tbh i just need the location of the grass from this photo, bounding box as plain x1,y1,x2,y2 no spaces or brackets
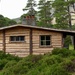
69,44,74,50
0,71,3,75
72,73,75,75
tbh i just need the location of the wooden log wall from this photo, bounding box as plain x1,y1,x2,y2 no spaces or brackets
0,26,63,57
5,27,30,57
32,29,63,55
0,31,4,51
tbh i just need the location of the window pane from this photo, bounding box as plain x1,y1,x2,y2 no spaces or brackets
10,36,25,42
16,36,19,41
41,36,45,40
10,36,15,41
20,36,24,41
40,35,51,46
41,41,46,45
41,41,43,45
46,41,50,45
46,36,50,40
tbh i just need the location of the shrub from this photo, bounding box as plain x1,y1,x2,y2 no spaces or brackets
61,59,75,72
38,55,63,69
1,49,75,75
0,59,9,70
3,55,42,75
0,51,21,61
23,55,43,63
3,60,17,69
26,68,39,75
0,51,6,59
52,48,71,57
2,68,15,75
49,64,71,75
5,53,21,61
70,50,75,56
30,55,43,63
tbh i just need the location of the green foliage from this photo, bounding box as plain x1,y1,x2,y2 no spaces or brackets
39,55,63,66
0,59,9,70
0,15,17,27
0,51,20,61
3,60,17,69
8,20,17,25
38,0,53,27
52,0,69,29
20,14,28,20
0,15,9,27
49,64,71,75
1,48,75,75
64,36,71,47
72,24,75,30
23,0,36,15
52,48,72,57
0,51,20,70
37,21,53,28
5,53,21,61
60,59,75,72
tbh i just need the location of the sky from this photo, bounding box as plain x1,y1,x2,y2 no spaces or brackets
0,0,38,19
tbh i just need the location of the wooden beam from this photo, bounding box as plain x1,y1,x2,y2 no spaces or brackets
73,36,75,50
3,30,6,53
30,28,33,55
62,34,67,48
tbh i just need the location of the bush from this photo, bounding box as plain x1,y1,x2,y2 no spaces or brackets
0,59,9,70
24,68,40,75
23,55,43,63
40,55,63,65
52,48,71,57
70,50,75,56
3,60,17,69
0,51,21,70
61,58,75,72
2,55,42,75
49,64,71,75
0,51,6,59
1,49,75,75
5,53,21,61
0,51,21,61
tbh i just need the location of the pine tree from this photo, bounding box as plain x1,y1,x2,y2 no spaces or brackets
53,0,69,29
53,0,75,29
38,0,53,27
23,0,37,15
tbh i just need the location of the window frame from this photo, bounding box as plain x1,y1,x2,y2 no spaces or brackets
39,35,51,47
10,36,25,42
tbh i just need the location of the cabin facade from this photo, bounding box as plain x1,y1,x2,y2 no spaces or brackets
0,24,75,57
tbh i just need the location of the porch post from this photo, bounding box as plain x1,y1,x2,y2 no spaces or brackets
62,34,66,48
3,30,6,53
30,28,33,55
73,36,75,50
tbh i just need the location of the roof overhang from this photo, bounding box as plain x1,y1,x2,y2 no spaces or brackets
0,24,75,35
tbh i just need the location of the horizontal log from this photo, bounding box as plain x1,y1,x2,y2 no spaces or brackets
6,50,29,53
33,53,44,55
6,48,29,50
33,48,53,51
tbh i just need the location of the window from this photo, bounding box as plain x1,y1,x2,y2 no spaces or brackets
10,36,25,42
40,35,51,47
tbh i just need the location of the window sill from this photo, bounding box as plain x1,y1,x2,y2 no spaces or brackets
39,45,52,48
9,41,26,43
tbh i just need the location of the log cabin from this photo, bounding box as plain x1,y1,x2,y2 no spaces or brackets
0,24,75,57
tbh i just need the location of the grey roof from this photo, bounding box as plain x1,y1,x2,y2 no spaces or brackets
0,24,75,35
